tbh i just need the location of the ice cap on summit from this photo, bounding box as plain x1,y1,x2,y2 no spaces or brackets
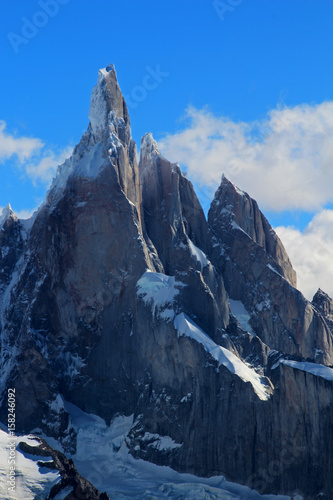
88,63,129,136
0,203,14,230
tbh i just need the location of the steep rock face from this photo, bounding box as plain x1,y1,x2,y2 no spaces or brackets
215,176,296,286
257,360,333,498
139,133,229,340
0,66,161,432
312,288,333,334
0,204,24,296
50,65,144,229
128,317,266,479
139,133,210,268
0,65,333,500
208,176,333,366
128,287,333,499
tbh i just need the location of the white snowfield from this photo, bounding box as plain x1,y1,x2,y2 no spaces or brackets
229,299,255,336
0,428,59,500
136,272,269,400
0,400,294,499
50,141,105,197
277,359,333,380
187,237,210,270
174,313,270,401
141,432,182,451
62,401,293,499
88,66,111,133
136,270,185,320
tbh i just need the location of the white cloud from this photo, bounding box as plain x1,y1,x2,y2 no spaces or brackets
158,102,333,212
0,121,44,162
276,211,333,300
25,146,73,184
158,103,333,299
0,120,72,184
14,207,38,220
0,121,73,222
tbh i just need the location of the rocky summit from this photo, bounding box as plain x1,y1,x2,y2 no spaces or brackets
0,65,332,500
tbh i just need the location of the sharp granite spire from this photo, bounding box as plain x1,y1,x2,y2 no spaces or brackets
47,64,136,206
1,65,333,499
0,203,14,230
88,63,131,144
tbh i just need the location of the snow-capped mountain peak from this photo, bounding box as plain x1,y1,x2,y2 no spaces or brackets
139,132,161,175
88,63,131,142
1,64,333,500
47,64,135,204
141,132,160,156
0,204,15,230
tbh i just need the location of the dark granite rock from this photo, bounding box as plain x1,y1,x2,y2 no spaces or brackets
0,65,332,500
18,438,111,499
312,288,333,334
208,175,333,366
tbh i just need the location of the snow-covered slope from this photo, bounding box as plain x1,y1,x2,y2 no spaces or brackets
229,299,254,335
136,270,185,320
66,404,291,500
0,428,60,500
0,405,293,500
174,313,270,400
274,359,333,380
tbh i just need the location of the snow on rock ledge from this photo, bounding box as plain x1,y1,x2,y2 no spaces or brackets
140,132,160,158
187,237,209,270
136,270,185,321
274,359,333,380
229,299,254,336
142,432,183,451
174,313,271,400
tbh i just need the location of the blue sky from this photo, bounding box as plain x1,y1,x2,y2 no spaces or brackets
1,0,333,298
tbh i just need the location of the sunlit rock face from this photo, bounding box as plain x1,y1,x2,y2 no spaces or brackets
0,65,332,499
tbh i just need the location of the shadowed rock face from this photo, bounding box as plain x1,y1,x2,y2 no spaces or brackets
0,205,24,296
0,65,161,433
208,176,333,366
0,65,333,499
139,133,229,340
213,176,297,287
312,288,333,333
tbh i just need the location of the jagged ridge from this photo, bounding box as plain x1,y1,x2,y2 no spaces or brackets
0,65,332,499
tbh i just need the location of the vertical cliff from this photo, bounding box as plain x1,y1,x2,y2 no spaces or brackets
0,65,332,499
